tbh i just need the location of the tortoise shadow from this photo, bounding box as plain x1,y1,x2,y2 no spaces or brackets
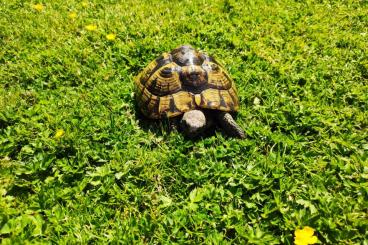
134,100,228,141
133,99,174,137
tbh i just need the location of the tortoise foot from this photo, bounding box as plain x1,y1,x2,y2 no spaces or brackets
216,112,245,139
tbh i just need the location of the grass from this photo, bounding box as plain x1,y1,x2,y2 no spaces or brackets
0,0,367,243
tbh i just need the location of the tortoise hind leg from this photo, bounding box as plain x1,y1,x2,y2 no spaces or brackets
216,112,245,139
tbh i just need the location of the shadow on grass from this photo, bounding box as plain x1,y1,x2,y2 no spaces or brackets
133,100,228,141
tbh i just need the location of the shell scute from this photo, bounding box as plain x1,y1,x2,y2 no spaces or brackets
144,63,181,96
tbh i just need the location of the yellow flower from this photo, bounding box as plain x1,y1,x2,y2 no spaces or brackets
81,1,88,7
68,12,77,19
253,97,261,106
106,33,116,41
85,24,97,31
32,3,44,11
54,129,65,139
294,226,318,245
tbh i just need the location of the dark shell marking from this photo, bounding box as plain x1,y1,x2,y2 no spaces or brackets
135,45,239,119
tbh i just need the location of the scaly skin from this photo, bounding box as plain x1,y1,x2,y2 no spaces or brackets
180,110,207,138
180,110,245,139
216,112,245,139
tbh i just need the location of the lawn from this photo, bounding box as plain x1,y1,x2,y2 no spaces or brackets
0,0,367,244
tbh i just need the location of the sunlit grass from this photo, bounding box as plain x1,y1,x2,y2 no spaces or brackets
0,0,367,243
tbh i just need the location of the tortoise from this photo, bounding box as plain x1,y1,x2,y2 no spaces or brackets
135,45,245,138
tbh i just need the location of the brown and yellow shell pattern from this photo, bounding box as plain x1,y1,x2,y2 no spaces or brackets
135,45,240,119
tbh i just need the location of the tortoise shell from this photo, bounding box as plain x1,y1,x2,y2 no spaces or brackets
135,45,239,119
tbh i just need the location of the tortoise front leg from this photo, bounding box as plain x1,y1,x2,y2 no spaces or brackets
216,112,245,139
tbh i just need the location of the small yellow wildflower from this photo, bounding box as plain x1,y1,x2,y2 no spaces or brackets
32,3,44,11
68,12,77,19
81,1,89,7
106,33,116,41
253,97,261,106
54,129,65,139
85,24,97,31
294,226,318,245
